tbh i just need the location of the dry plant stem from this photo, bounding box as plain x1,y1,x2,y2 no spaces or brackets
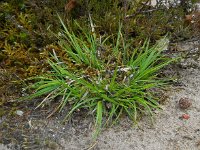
123,0,129,47
89,12,95,33
125,8,163,19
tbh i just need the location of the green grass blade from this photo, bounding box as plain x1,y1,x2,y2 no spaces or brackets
93,101,103,139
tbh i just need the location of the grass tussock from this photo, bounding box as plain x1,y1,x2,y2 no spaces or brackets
20,15,175,138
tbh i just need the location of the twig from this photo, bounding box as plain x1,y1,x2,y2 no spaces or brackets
88,13,95,33
125,8,162,19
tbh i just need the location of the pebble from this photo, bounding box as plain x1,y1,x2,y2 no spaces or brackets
179,97,192,109
181,114,190,120
15,110,24,116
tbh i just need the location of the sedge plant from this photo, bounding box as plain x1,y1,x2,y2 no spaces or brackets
20,15,174,139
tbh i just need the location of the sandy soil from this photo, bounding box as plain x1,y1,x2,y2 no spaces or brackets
0,39,200,150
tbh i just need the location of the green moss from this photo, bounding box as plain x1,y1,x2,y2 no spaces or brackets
0,108,6,117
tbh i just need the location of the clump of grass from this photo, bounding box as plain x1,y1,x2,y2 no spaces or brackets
20,15,174,138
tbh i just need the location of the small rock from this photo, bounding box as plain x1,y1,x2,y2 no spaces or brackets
183,135,193,140
15,110,24,116
181,114,190,120
179,97,192,109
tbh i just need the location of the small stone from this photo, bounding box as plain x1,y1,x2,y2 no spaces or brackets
15,110,24,116
182,114,190,120
179,97,192,109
